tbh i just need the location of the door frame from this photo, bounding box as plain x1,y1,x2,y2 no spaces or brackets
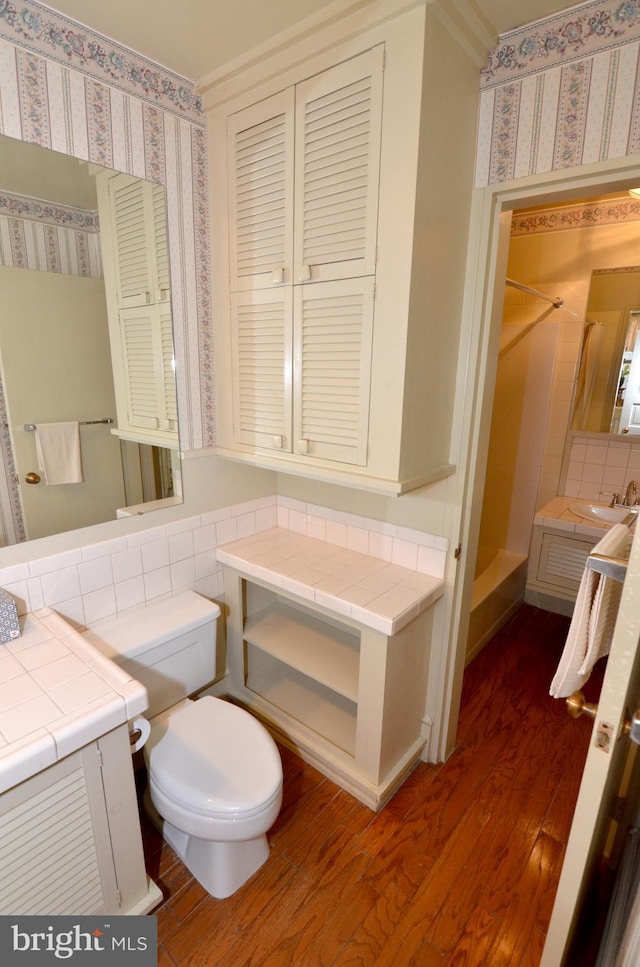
431,153,640,763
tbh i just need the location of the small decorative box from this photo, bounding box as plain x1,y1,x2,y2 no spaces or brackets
0,589,21,643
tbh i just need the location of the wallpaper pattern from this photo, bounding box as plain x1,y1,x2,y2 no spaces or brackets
477,0,640,185
0,0,213,452
0,191,102,277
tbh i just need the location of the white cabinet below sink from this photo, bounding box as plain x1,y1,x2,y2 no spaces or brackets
0,724,160,916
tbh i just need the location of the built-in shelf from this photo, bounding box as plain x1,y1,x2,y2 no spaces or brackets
246,646,357,755
244,603,359,702
221,558,438,810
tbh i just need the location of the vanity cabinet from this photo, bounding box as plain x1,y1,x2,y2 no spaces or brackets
526,525,598,615
96,172,179,449
0,724,158,916
204,1,476,494
222,566,433,811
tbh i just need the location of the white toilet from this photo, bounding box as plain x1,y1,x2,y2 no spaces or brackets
81,590,283,899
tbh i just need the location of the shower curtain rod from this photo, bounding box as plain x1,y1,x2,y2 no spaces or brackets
506,277,564,308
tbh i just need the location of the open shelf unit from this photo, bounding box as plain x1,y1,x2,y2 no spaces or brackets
221,565,435,810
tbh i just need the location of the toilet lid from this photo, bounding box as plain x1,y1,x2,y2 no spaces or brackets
145,696,282,819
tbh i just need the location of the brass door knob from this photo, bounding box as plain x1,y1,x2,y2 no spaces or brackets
25,472,41,484
566,691,598,721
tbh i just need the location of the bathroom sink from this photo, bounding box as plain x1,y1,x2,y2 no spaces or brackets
570,500,636,524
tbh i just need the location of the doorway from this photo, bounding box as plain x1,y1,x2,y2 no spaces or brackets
433,155,640,766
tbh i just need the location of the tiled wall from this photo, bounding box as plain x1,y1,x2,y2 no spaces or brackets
0,497,448,630
563,436,640,501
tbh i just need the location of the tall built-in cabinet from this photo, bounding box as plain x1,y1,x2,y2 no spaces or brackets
226,50,381,468
96,172,179,450
203,0,480,494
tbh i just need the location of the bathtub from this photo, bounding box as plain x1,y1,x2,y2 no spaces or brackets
466,548,528,665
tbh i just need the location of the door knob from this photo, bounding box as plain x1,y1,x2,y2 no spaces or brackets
25,472,41,484
566,691,597,721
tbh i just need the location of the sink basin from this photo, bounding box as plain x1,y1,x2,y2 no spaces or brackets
570,500,635,524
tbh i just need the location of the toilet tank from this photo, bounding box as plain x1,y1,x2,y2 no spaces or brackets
81,591,221,718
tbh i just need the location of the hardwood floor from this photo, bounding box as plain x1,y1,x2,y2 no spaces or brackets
141,604,600,966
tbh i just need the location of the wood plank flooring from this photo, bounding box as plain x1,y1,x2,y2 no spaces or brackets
140,604,601,966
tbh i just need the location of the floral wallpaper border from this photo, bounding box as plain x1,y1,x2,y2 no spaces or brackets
511,194,640,234
0,0,203,122
482,0,640,88
0,189,98,229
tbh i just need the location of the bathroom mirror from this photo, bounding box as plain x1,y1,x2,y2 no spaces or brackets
570,266,640,435
0,134,183,546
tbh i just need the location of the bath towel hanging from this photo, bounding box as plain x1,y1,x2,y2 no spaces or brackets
34,422,83,485
549,523,631,699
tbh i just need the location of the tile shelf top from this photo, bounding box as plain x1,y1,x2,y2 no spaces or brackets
0,608,147,794
216,527,446,636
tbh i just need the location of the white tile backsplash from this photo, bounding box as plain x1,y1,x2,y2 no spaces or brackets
565,436,640,501
0,494,449,633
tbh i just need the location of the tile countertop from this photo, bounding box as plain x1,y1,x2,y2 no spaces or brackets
216,527,446,636
0,608,147,794
534,496,619,537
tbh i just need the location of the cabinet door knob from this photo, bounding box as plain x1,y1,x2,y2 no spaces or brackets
297,264,311,283
25,472,41,484
298,439,310,454
271,268,285,284
272,435,284,449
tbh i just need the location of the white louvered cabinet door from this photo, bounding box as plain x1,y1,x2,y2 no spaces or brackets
227,90,295,292
293,46,383,285
0,744,119,915
230,288,293,451
293,278,374,465
107,174,169,309
115,305,179,446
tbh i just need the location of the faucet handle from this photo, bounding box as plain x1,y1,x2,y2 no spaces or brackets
600,491,620,507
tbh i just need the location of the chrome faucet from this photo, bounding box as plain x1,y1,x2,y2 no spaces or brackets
622,480,639,506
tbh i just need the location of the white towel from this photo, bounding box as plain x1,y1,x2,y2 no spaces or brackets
549,523,630,699
34,422,83,485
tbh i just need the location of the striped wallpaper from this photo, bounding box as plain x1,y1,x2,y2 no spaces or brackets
0,191,102,278
0,0,213,451
476,0,640,186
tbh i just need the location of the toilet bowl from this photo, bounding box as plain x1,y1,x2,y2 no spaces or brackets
81,591,283,899
143,695,283,898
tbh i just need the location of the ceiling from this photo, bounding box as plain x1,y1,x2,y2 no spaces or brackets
44,0,578,82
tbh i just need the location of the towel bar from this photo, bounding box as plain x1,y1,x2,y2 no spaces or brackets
586,553,628,583
23,418,114,431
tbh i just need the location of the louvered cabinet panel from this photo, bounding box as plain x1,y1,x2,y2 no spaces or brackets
107,174,158,309
537,532,595,592
160,303,178,431
294,47,383,284
152,183,171,302
293,278,373,465
231,288,293,451
0,746,118,915
227,90,295,291
119,306,162,430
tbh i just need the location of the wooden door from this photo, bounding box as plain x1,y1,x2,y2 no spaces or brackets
619,330,640,435
541,527,640,964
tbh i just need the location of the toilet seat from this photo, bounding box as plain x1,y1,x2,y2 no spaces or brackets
144,696,282,820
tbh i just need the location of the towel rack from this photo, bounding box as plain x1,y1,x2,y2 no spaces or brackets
587,553,628,583
23,418,114,432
